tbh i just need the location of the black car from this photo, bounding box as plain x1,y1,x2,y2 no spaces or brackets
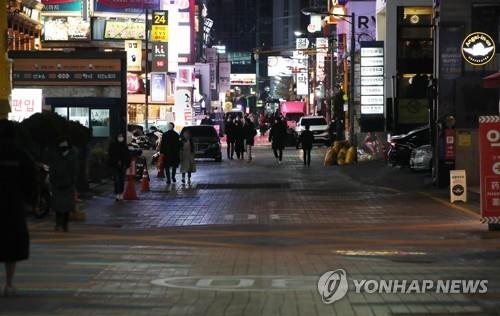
388,127,430,166
181,125,222,162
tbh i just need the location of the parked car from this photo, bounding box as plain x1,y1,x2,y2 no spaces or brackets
181,125,222,162
410,145,433,171
388,126,430,166
294,116,330,147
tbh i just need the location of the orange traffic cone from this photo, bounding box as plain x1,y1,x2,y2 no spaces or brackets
123,159,138,200
157,154,165,178
140,166,150,192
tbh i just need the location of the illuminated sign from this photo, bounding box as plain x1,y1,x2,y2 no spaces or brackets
125,40,142,72
94,0,160,14
152,10,169,42
151,72,167,102
360,42,384,115
104,21,145,40
230,74,256,86
8,89,43,122
461,32,496,66
42,17,90,41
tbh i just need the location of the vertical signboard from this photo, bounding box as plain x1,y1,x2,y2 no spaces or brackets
450,170,467,203
295,38,309,96
360,41,384,115
207,47,217,90
151,10,169,42
152,42,168,72
479,116,500,224
151,72,167,102
125,40,142,72
219,62,231,93
315,37,328,82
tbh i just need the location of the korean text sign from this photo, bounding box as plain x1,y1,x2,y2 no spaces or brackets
479,116,500,219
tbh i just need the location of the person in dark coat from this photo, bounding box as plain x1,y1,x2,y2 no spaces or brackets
108,133,131,201
50,138,78,232
243,117,257,161
0,120,37,296
268,118,287,163
200,115,214,125
225,117,235,159
298,124,314,166
234,118,245,160
159,122,181,184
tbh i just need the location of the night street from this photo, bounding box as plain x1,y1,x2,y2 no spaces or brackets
1,146,499,316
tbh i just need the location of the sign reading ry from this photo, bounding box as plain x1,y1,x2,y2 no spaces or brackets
479,116,500,223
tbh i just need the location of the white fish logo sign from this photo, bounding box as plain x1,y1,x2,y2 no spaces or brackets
317,269,349,304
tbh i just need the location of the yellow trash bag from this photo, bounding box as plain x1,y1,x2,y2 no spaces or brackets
337,147,347,165
345,146,357,164
324,146,338,166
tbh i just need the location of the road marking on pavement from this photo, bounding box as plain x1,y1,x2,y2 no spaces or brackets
270,214,280,220
151,275,318,292
247,214,257,220
418,192,481,219
224,215,234,220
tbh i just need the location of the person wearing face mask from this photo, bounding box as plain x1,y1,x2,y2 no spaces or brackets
108,133,131,201
159,122,181,184
49,138,78,232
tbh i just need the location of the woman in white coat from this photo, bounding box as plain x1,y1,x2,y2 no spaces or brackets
180,130,196,184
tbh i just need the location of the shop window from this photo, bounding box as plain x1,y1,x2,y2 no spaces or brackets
69,107,89,127
54,107,68,118
91,109,110,138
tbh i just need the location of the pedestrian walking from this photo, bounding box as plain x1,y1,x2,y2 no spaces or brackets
180,130,196,184
0,120,37,297
50,138,78,232
299,124,314,166
269,118,287,163
244,117,257,161
225,117,235,159
234,118,245,160
108,133,131,201
160,122,181,184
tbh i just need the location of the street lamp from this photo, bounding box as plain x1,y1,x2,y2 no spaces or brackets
301,7,356,144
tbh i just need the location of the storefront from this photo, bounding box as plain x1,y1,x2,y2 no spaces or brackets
433,0,500,186
9,51,127,140
376,0,433,133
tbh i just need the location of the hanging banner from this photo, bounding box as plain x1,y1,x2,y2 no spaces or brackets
151,72,167,102
219,62,231,92
479,116,500,224
125,40,142,72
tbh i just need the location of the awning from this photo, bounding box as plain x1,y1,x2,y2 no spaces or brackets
483,72,500,89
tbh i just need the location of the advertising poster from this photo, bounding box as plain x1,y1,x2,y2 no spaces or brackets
177,66,194,87
94,0,160,14
42,0,82,12
479,116,500,222
42,17,90,41
8,89,43,122
125,40,142,72
151,72,167,102
104,21,145,40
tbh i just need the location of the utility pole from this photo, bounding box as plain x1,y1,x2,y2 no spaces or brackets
0,0,11,119
349,12,355,145
255,0,260,96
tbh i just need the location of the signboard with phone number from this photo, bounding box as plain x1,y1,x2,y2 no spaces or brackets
479,116,500,224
